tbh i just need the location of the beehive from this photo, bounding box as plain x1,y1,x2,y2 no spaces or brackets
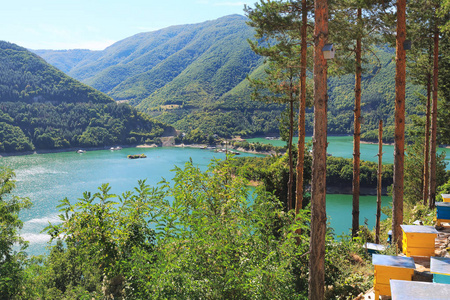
364,242,386,256
390,279,450,299
372,254,415,299
431,257,450,285
401,225,438,257
441,194,450,203
436,202,450,226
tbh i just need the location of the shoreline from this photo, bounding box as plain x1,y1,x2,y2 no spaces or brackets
360,140,394,146
1,137,448,158
361,140,450,149
173,143,276,156
0,142,275,158
0,145,139,158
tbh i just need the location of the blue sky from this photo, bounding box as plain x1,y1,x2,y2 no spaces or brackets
1,0,254,50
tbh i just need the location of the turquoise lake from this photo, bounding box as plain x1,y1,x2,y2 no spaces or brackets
1,136,447,256
247,135,450,167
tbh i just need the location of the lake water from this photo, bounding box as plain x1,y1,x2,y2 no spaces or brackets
2,135,446,256
247,136,450,168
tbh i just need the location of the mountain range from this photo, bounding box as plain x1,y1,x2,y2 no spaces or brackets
22,15,425,142
0,41,174,153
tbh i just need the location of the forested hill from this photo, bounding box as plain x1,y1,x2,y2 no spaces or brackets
0,41,174,153
33,15,262,105
34,15,424,139
0,41,112,104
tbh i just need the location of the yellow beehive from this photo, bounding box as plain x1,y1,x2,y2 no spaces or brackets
441,194,450,203
372,254,415,299
401,225,438,257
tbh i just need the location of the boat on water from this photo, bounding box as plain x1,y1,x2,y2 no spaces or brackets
76,150,86,154
110,146,122,151
127,154,147,159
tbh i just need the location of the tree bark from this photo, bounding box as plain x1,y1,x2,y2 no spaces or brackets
295,0,308,216
309,0,328,298
429,21,439,209
392,0,406,251
288,97,294,211
352,7,362,238
423,73,431,206
376,120,383,244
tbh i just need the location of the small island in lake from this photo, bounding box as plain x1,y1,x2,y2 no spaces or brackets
127,154,147,159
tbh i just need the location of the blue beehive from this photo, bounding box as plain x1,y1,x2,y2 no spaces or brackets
431,257,450,284
364,242,386,256
390,280,450,299
436,202,450,226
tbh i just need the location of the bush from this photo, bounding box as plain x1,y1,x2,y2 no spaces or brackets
0,168,32,299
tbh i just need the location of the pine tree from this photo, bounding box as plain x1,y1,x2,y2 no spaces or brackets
245,0,314,211
392,0,407,250
329,0,394,237
309,0,328,298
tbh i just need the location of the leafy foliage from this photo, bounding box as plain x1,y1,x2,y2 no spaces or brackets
231,152,394,208
0,122,34,152
229,147,313,210
11,158,376,299
437,33,450,145
403,138,448,204
327,156,393,189
0,101,173,151
0,168,32,299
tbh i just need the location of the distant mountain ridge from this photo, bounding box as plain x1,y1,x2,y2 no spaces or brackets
34,15,424,139
0,41,174,153
34,15,284,137
34,15,259,104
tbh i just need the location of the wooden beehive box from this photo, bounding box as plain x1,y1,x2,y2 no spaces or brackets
401,225,438,257
431,257,450,285
372,254,415,299
436,202,450,226
441,194,450,203
390,279,450,299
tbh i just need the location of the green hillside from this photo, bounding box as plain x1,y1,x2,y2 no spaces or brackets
327,45,424,138
35,15,424,139
0,41,174,153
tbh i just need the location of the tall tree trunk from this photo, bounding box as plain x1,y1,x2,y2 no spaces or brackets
392,0,406,251
376,120,383,244
309,0,328,298
352,7,362,238
429,21,439,209
295,0,308,215
423,73,431,206
288,98,294,211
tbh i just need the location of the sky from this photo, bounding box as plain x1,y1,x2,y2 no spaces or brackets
1,0,255,50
